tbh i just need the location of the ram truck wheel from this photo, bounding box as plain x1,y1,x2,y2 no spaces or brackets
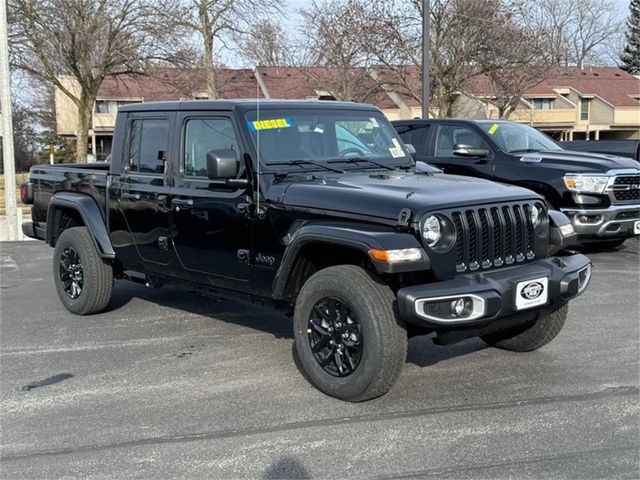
293,265,407,402
53,226,113,315
481,303,568,352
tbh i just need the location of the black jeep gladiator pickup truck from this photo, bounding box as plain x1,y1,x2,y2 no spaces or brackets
22,100,591,401
393,119,640,248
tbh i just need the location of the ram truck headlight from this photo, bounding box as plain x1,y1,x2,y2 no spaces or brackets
563,174,610,194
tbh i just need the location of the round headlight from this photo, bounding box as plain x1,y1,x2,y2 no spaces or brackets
531,204,541,227
422,215,441,247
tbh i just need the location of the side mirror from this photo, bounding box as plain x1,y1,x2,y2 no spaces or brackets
206,149,239,179
405,143,417,160
453,143,489,158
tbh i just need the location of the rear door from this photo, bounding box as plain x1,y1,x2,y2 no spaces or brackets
110,113,174,267
169,113,252,289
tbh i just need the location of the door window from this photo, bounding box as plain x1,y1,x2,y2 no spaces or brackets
127,118,169,174
395,124,430,154
433,125,484,157
183,118,239,177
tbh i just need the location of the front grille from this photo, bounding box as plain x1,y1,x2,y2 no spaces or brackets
451,203,539,273
612,176,640,202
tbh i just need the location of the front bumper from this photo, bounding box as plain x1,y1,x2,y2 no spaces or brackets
397,253,591,329
561,204,640,238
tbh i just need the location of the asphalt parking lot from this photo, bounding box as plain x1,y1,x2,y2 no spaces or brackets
1,239,639,479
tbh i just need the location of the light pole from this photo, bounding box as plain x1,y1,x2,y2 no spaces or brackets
0,0,19,240
421,0,430,119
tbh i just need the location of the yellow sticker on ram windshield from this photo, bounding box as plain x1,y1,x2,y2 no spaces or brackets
488,123,499,134
248,118,294,131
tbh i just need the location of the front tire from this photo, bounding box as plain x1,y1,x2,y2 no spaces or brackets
53,226,113,315
293,265,407,402
481,303,568,352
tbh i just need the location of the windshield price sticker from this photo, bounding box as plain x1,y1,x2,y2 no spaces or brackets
248,118,294,131
389,138,406,158
369,117,379,128
488,123,499,135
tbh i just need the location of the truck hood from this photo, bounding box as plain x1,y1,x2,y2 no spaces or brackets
277,171,540,220
516,149,639,173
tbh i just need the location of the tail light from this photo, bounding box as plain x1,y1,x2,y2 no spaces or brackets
20,182,34,204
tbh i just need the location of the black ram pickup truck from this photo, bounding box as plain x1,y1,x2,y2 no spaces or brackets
393,119,640,248
22,100,591,401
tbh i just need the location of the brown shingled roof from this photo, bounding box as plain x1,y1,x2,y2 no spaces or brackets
462,67,640,107
97,68,264,101
256,66,397,108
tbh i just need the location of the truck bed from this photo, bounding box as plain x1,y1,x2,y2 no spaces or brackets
29,163,110,226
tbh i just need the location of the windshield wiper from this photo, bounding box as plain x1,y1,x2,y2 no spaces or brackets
327,157,396,171
265,159,344,173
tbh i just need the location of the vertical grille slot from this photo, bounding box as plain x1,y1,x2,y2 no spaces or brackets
513,204,525,262
465,210,479,270
450,202,539,273
479,209,491,268
452,212,464,270
502,206,514,263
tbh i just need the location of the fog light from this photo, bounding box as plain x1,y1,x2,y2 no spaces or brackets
451,297,473,317
576,215,602,225
415,294,486,323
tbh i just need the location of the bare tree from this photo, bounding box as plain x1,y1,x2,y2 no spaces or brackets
513,0,623,67
163,0,281,99
296,0,380,102
240,19,291,67
9,0,182,162
364,0,523,117
478,10,552,119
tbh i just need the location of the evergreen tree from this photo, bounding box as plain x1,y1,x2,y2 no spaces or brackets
620,0,640,74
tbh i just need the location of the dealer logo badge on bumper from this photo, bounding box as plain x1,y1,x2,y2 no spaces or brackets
515,277,549,310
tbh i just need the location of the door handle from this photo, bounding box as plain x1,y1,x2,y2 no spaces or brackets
121,192,140,200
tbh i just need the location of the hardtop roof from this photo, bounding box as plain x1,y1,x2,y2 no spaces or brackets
118,99,380,113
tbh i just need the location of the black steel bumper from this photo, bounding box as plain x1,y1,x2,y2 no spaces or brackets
397,253,591,329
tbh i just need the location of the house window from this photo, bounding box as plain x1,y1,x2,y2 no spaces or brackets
580,99,590,121
95,100,140,114
533,98,552,110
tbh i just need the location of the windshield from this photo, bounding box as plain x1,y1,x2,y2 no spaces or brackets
245,108,410,170
480,122,563,153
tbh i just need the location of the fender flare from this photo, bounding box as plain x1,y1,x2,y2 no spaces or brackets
46,192,116,259
272,221,428,300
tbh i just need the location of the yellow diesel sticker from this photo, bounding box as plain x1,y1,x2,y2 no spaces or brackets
488,123,499,134
248,118,294,131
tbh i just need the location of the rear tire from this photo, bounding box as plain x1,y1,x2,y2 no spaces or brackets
481,303,568,352
53,226,113,315
293,265,407,402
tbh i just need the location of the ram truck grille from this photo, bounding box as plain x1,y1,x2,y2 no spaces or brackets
451,203,540,273
612,175,640,202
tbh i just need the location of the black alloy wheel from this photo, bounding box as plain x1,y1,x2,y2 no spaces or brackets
59,247,84,299
307,297,362,377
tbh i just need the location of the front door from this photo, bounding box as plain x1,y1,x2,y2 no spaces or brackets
111,113,173,267
428,123,494,179
170,114,252,288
